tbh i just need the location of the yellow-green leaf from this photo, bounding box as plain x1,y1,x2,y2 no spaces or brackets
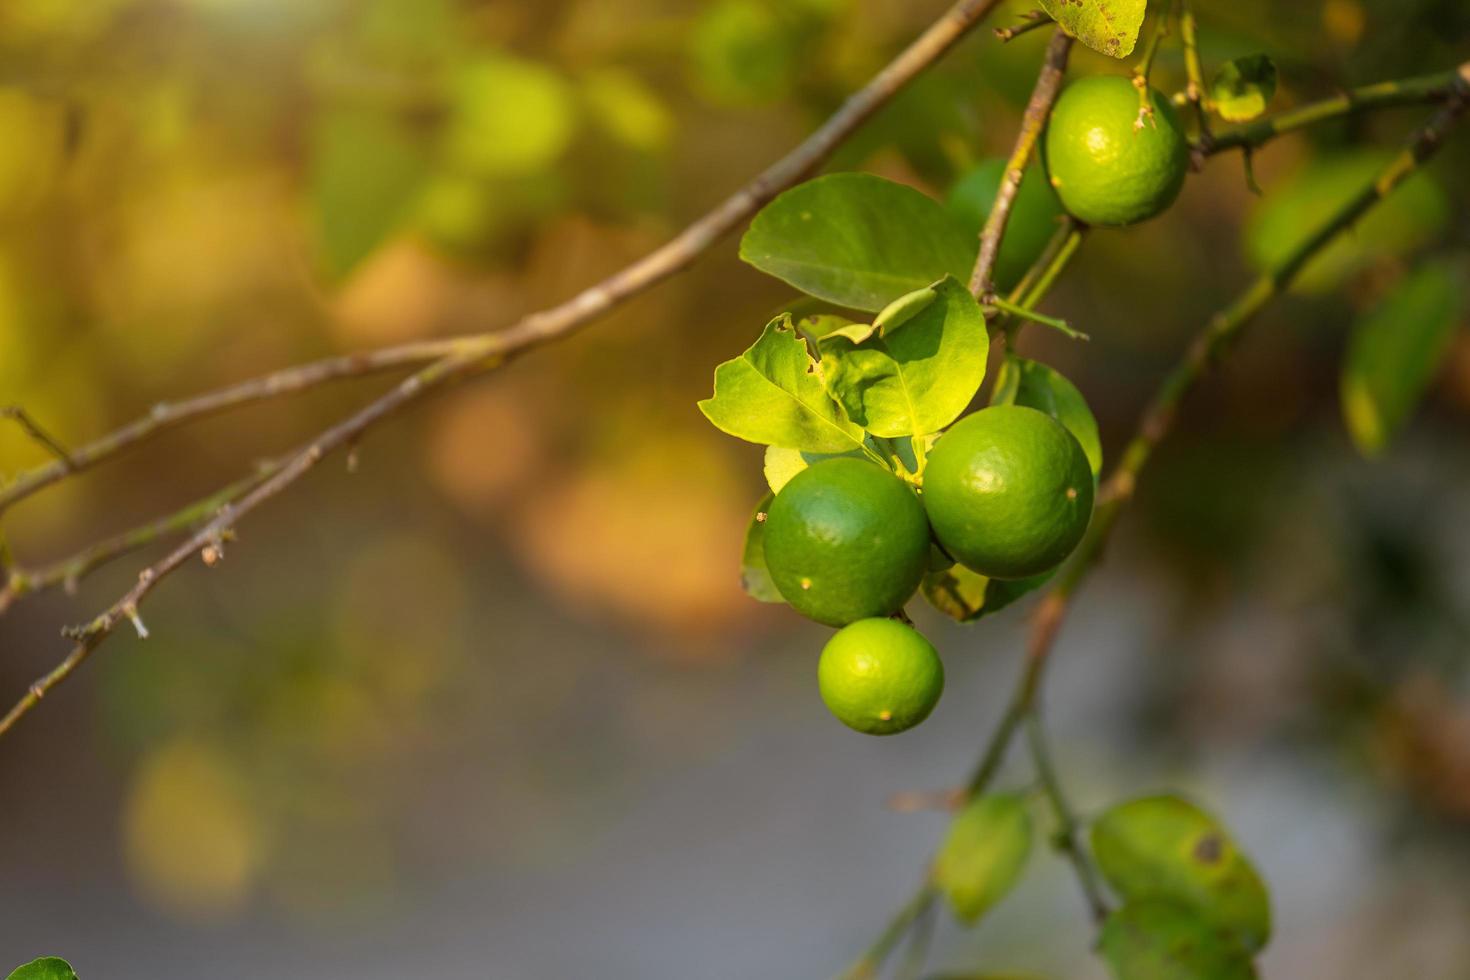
935,793,1033,925
1210,55,1277,123
1039,0,1147,59
1100,901,1258,980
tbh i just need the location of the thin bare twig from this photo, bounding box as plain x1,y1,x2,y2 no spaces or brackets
0,0,1011,738
994,9,1053,43
969,29,1074,300
2,406,76,471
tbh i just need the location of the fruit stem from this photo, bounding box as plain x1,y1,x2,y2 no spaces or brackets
1130,3,1171,131
988,298,1088,340
1179,0,1213,147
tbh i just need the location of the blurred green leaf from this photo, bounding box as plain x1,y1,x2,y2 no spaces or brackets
1209,55,1277,122
818,277,988,438
581,68,673,154
1039,0,1147,58
310,107,428,278
935,793,1033,924
6,958,78,980
689,0,800,106
740,494,784,602
947,159,1064,294
921,562,1053,623
1341,258,1468,457
443,56,576,179
740,173,978,312
699,315,867,452
1099,901,1257,980
991,356,1102,480
1091,796,1271,952
1246,150,1448,294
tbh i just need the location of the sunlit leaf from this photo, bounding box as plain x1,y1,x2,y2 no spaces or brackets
935,793,1034,925
699,315,867,452
740,173,978,312
1210,55,1277,122
1039,0,1147,58
6,959,78,980
740,494,783,602
310,107,428,278
991,356,1102,480
1245,150,1448,294
921,562,1053,623
1341,258,1468,457
1091,796,1271,952
443,55,576,179
1099,900,1258,980
818,277,989,438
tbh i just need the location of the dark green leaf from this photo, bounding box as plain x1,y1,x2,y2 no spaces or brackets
921,563,1053,623
310,107,428,278
7,958,78,980
698,315,867,453
740,494,783,603
1210,56,1277,123
1091,796,1271,952
1341,258,1468,457
1099,901,1257,980
1038,0,1147,59
740,173,978,312
935,793,1033,925
991,357,1102,480
818,277,989,438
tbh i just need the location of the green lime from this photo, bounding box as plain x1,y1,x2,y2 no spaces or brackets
818,618,944,735
763,457,930,627
947,158,1063,292
1043,75,1188,227
923,405,1093,579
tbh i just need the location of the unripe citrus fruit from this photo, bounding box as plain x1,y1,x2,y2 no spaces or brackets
763,457,929,626
923,405,1093,579
947,158,1063,292
818,618,944,735
1043,75,1188,227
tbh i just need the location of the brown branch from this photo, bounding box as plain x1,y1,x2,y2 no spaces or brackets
969,29,1073,300
0,0,1007,522
0,0,1010,738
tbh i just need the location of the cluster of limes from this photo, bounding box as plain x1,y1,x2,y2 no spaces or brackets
766,405,1094,735
762,74,1190,737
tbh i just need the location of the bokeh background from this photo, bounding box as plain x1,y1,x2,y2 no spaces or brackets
1,0,1469,976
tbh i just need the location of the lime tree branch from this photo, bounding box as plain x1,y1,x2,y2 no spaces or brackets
1026,708,1109,922
1205,63,1470,155
0,0,1009,523
841,83,1468,978
970,29,1074,300
0,0,1014,738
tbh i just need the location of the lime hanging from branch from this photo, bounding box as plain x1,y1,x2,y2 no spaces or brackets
818,618,944,735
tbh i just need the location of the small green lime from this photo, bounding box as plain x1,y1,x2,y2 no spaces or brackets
818,618,944,735
1043,75,1189,227
946,158,1063,292
763,457,930,627
923,405,1093,579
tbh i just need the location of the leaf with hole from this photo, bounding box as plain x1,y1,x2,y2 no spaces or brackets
740,173,977,311
698,315,867,453
1039,0,1147,59
1210,55,1277,122
1341,258,1468,457
935,793,1033,924
818,277,989,438
1099,900,1258,980
991,356,1102,480
1091,796,1271,953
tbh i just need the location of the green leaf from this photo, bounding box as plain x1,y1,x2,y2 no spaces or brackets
1038,0,1147,59
740,494,783,603
818,277,989,438
1341,258,1468,457
1245,150,1448,294
443,56,576,178
699,315,867,453
991,357,1103,480
762,444,866,494
740,173,978,312
7,959,79,980
1091,796,1271,953
1209,55,1277,122
793,311,863,344
935,793,1033,925
310,107,428,278
1099,901,1258,980
921,562,1053,623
